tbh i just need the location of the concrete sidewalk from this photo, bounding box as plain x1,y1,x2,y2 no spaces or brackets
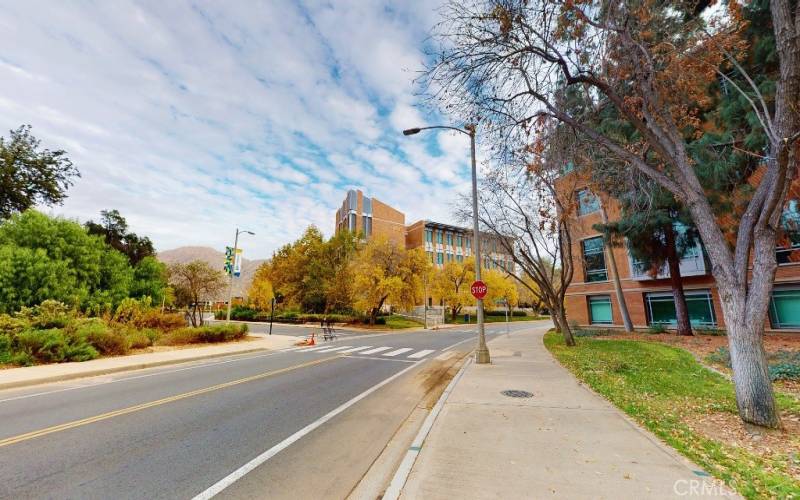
0,334,297,390
398,325,736,499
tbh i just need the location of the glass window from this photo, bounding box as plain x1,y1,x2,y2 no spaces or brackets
589,296,613,324
466,237,471,249
456,254,463,263
427,251,434,263
446,233,452,245
362,196,372,214
777,199,800,264
447,253,453,262
437,231,443,244
576,189,601,216
425,230,433,243
645,291,716,326
456,235,462,247
437,252,444,264
362,216,372,237
769,288,800,329
348,213,356,232
582,237,607,282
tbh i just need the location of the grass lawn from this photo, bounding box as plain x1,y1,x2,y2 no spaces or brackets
543,331,800,499
383,315,424,329
447,314,545,324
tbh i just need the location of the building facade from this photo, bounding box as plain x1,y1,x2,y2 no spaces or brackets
335,189,406,247
560,176,800,333
335,190,515,272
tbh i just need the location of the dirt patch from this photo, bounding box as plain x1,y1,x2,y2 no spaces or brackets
689,410,800,480
413,355,467,409
605,332,800,359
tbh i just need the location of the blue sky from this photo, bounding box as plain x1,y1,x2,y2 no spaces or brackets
0,0,476,258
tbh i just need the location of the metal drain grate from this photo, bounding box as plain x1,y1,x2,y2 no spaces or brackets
501,389,533,398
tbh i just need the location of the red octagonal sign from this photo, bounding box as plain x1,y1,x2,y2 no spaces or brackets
470,280,488,300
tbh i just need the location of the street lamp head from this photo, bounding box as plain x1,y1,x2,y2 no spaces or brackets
243,231,255,235
402,128,421,136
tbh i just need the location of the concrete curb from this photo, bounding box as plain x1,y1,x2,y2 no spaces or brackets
0,346,272,391
382,356,473,500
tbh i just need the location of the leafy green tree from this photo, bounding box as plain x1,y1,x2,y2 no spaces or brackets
0,210,133,312
0,125,80,221
85,209,155,265
131,256,168,305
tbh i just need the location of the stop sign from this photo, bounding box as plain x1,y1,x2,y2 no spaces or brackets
470,280,488,300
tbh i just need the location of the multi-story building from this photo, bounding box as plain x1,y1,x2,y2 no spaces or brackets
334,189,406,247
560,175,800,333
334,190,515,272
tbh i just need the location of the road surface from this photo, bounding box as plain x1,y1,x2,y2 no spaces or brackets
0,320,549,499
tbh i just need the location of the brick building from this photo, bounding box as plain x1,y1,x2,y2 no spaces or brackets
560,175,800,333
335,190,515,272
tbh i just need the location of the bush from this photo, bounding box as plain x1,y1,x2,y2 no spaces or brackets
18,300,76,329
15,328,98,364
0,333,12,363
159,324,248,346
706,347,731,367
0,314,27,335
132,310,186,331
75,319,129,355
695,325,726,336
124,327,157,349
769,363,800,381
647,323,667,334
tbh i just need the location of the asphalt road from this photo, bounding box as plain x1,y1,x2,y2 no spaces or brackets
0,320,549,499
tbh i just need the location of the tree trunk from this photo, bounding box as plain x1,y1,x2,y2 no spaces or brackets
554,305,575,346
601,207,633,332
725,310,781,428
664,225,692,336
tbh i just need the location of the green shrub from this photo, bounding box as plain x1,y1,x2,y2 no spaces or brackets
769,363,800,381
125,328,157,349
647,323,667,334
133,310,185,331
158,324,247,345
14,328,98,363
18,300,76,329
0,333,12,363
0,314,27,335
113,297,146,323
76,319,129,355
706,347,731,367
694,325,726,336
10,352,35,366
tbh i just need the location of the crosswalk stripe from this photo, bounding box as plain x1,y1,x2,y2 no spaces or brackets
360,346,391,355
340,346,373,354
408,349,434,359
302,345,336,352
314,346,352,353
383,348,413,357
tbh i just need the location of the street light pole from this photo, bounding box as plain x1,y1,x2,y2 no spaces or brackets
226,227,254,324
403,124,489,364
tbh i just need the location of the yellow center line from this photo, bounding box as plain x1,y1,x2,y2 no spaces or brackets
0,355,340,449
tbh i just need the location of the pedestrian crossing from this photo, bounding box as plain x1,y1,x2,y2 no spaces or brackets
279,344,441,361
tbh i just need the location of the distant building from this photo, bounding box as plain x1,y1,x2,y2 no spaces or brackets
335,189,405,247
334,190,514,272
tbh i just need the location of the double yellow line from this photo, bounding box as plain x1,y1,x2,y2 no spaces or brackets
0,356,339,449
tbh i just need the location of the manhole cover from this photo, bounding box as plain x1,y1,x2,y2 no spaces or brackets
501,390,533,398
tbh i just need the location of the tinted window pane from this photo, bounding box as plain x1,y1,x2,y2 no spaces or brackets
582,237,607,282
589,296,612,324
770,289,800,328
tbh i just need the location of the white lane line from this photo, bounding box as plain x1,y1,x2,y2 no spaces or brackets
192,360,424,500
313,346,352,353
340,346,373,354
360,346,391,355
383,348,413,357
408,349,434,359
383,358,472,500
345,355,417,364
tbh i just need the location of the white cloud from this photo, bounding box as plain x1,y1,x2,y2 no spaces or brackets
0,0,476,258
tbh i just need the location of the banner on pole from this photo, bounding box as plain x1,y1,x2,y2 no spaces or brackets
233,249,243,277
